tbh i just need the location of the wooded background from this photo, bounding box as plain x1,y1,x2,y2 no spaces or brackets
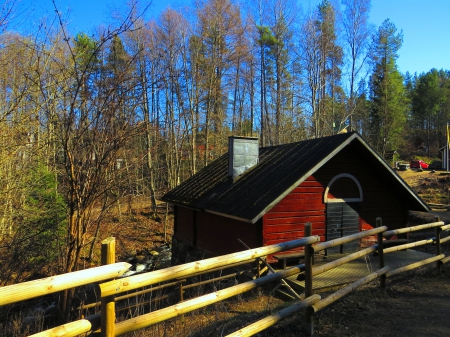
1,0,450,287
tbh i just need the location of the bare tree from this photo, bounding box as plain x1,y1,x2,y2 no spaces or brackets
340,0,373,129
44,0,149,320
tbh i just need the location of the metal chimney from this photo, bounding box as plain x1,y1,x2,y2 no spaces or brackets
228,136,259,179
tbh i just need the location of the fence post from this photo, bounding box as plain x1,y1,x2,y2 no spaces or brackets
435,216,442,274
376,218,385,289
256,258,261,278
101,237,116,337
179,281,184,302
304,222,314,336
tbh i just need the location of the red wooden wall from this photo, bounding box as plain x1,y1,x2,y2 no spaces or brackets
174,206,262,257
262,177,326,248
174,206,195,244
262,145,409,252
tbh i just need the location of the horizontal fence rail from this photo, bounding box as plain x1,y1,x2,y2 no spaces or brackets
0,262,131,307
384,221,444,237
31,314,101,337
312,226,388,252
1,217,449,337
99,236,320,297
310,266,390,314
114,264,308,336
386,254,445,278
225,294,322,337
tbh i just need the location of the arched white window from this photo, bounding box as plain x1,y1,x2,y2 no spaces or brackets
324,173,363,203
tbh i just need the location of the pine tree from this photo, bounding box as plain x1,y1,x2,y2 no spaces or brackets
369,19,406,156
411,69,446,155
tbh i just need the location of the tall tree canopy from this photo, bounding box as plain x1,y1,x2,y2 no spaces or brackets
368,19,406,156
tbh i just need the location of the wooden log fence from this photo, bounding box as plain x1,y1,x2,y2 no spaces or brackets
1,218,449,337
22,236,318,337
310,266,390,314
98,236,320,298
238,238,303,300
113,263,308,336
224,294,322,337
0,262,131,307
30,314,101,337
11,238,130,337
386,254,445,278
383,220,444,237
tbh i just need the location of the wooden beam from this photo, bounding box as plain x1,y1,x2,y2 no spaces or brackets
0,263,131,307
313,226,387,252
386,254,445,278
224,295,321,337
99,236,320,297
311,246,377,277
440,236,450,244
442,256,450,264
435,216,442,274
28,314,100,337
310,266,390,313
101,237,116,337
304,223,314,336
79,280,186,311
383,238,434,254
113,264,306,336
440,224,450,231
376,218,386,289
384,222,444,237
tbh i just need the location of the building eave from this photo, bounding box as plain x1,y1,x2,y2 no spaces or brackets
249,133,361,223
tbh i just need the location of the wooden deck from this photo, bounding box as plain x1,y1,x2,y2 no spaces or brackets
282,249,434,292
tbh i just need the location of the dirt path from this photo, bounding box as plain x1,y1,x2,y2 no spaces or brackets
311,269,450,337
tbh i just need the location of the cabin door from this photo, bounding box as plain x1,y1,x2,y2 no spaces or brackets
324,173,363,255
326,202,359,254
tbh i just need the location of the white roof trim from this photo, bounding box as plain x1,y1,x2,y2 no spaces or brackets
205,209,254,223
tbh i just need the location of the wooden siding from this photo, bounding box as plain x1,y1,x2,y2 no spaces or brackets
263,176,327,248
174,206,195,244
195,211,262,257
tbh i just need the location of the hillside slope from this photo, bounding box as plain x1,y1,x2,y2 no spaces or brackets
397,169,450,224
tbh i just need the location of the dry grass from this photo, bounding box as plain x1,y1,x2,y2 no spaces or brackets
398,169,450,205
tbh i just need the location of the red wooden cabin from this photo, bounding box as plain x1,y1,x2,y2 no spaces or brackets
161,132,430,265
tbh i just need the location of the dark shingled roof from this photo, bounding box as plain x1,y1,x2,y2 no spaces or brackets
161,132,430,223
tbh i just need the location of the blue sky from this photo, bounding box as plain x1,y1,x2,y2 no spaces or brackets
369,0,450,75
13,0,449,75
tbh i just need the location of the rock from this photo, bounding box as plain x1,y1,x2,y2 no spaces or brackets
135,264,146,273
